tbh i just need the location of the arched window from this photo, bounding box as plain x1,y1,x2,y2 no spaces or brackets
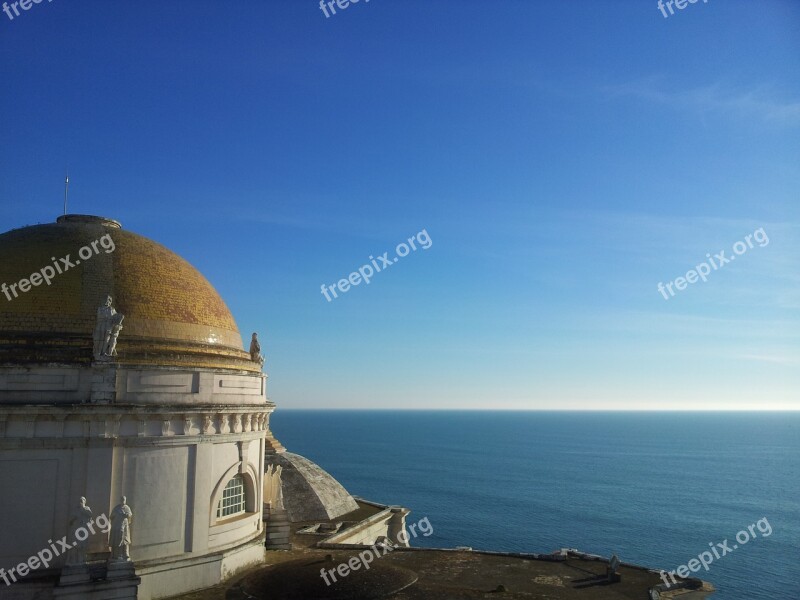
217,474,246,519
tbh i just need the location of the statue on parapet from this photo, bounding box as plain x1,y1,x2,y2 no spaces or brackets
65,497,93,566
607,553,621,583
250,332,265,368
94,295,124,360
109,496,133,561
264,464,284,510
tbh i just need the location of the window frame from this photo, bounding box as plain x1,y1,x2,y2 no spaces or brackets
216,473,246,519
210,463,259,527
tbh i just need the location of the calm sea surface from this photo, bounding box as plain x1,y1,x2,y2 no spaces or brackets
270,411,799,599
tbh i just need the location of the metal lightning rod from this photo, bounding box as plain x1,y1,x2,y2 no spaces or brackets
64,172,69,215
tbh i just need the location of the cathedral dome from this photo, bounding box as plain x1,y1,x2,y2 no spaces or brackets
0,215,257,372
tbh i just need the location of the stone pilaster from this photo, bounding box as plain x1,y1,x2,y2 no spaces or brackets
264,504,291,550
90,364,119,403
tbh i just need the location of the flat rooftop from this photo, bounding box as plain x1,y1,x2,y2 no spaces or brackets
169,500,713,599
167,546,714,599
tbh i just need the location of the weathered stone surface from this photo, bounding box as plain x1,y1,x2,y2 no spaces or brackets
265,452,358,522
240,556,418,600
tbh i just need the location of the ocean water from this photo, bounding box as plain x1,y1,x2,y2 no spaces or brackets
270,411,799,599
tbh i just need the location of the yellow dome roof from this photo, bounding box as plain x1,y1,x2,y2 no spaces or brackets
0,215,258,372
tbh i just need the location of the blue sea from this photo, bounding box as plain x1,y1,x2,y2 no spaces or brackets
270,411,799,600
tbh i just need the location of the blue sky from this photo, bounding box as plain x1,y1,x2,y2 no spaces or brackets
1,0,798,409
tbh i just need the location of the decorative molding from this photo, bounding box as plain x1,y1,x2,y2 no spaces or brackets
127,371,196,394
238,440,251,474
0,365,266,406
54,415,67,438
213,374,262,395
23,416,36,438
0,407,273,442
0,369,80,391
106,417,121,439
95,416,107,438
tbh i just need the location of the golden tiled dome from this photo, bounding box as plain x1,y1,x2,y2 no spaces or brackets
0,215,258,372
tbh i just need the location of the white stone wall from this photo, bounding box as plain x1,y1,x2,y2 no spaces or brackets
320,505,410,548
0,404,271,599
0,361,279,599
0,365,268,406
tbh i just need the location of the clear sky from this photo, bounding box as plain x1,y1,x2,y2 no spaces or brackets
1,1,798,409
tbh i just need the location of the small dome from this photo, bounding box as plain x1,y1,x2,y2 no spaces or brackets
267,452,359,522
0,215,257,372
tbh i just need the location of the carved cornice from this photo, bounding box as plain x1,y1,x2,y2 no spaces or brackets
0,404,274,440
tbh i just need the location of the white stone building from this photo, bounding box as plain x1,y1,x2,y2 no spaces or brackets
0,215,392,600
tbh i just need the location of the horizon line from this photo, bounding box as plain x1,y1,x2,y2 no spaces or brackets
272,407,800,412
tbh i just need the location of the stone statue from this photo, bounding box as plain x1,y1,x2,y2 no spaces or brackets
607,553,622,583
94,295,124,360
104,322,123,356
249,332,265,367
609,554,620,573
64,497,93,566
264,464,284,510
109,496,133,561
